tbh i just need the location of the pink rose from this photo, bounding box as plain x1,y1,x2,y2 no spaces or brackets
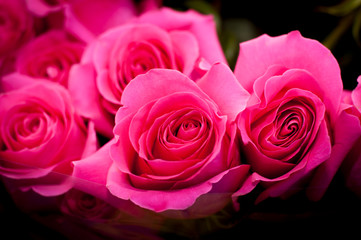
24,0,68,16
64,0,161,43
69,8,226,138
341,76,361,198
133,7,226,65
60,189,119,220
58,188,164,239
72,63,250,218
25,0,161,42
233,31,358,202
64,0,136,42
3,184,162,240
0,0,34,57
0,74,97,196
15,30,84,87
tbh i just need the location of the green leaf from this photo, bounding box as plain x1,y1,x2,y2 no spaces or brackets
318,0,361,16
322,13,355,50
352,8,361,46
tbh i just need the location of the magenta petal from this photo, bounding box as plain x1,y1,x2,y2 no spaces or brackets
307,106,361,201
0,80,80,176
127,102,154,154
262,69,323,106
255,120,331,203
234,31,342,120
118,68,208,119
111,114,136,173
233,173,261,198
197,62,250,121
244,140,296,178
165,165,251,218
107,163,245,213
351,76,361,110
169,30,199,75
0,73,39,92
68,63,114,138
24,0,64,16
27,172,74,196
65,0,137,42
96,69,120,106
251,65,287,105
137,158,201,181
134,7,226,65
235,120,332,202
80,121,99,158
72,0,136,35
129,92,221,161
72,140,114,200
342,90,353,106
0,156,54,179
64,5,95,43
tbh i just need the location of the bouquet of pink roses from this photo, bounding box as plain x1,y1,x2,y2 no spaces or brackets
1,0,361,239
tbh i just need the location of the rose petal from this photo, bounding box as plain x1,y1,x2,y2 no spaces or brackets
134,7,226,65
15,30,84,87
25,171,74,196
351,76,361,110
169,30,199,76
242,140,296,178
130,93,219,160
255,119,331,203
197,62,250,121
68,63,114,138
107,162,245,213
80,121,99,158
261,69,324,107
65,0,137,42
307,105,361,201
234,31,342,120
164,164,250,219
111,114,137,176
0,82,74,170
117,68,209,121
1,73,42,92
72,140,114,200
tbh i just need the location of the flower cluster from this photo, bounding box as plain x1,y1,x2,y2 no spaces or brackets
1,0,361,235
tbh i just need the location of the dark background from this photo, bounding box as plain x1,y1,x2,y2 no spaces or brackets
1,1,361,239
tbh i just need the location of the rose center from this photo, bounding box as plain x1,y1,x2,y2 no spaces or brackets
10,112,48,150
81,195,97,209
277,113,300,140
3,103,56,151
126,42,166,79
18,116,41,137
46,65,60,78
176,120,201,141
117,39,177,89
149,107,213,161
